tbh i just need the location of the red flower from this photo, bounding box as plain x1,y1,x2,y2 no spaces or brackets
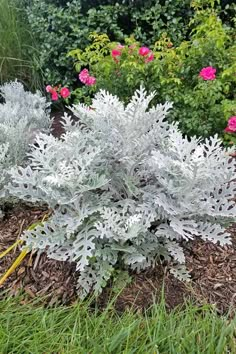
139,47,151,56
145,52,154,63
60,87,70,99
86,76,96,86
51,91,58,101
225,116,236,134
111,49,122,59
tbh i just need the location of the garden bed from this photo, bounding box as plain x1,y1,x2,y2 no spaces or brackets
0,111,235,314
0,204,236,315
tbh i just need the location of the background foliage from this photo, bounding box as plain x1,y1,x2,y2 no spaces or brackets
0,0,42,90
1,0,235,92
69,3,236,139
26,0,193,86
25,0,235,87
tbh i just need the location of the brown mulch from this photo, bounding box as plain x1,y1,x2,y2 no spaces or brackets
98,266,188,314
51,110,66,138
185,225,236,314
102,229,236,314
0,206,78,306
0,205,236,314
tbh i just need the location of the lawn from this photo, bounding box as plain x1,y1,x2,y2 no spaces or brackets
0,296,235,354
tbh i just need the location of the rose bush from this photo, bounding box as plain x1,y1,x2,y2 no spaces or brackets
68,2,236,140
46,84,71,101
25,0,195,86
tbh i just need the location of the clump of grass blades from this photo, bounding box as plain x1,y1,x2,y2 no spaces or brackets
0,0,42,90
0,295,235,353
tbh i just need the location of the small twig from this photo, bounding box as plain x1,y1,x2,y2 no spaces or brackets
13,219,25,255
33,251,42,270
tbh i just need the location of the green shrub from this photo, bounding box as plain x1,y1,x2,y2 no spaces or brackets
26,0,193,86
69,3,236,139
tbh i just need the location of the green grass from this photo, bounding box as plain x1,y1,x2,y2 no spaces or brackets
0,296,235,354
0,0,42,90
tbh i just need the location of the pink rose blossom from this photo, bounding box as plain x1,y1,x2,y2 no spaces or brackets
116,44,125,50
60,87,70,98
139,47,151,56
111,49,122,58
51,91,59,101
86,76,96,86
145,52,154,63
79,69,90,84
228,116,236,127
225,116,236,133
224,126,234,133
199,66,216,80
79,69,96,86
46,85,52,93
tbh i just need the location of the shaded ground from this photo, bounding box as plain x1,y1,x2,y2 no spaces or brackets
51,110,66,138
0,205,236,315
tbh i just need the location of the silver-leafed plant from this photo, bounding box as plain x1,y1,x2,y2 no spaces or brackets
8,87,236,297
0,81,51,208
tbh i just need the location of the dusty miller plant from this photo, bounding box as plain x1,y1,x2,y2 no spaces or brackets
0,81,51,208
8,87,236,297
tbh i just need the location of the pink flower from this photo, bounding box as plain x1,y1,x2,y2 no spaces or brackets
79,69,96,86
46,85,52,93
139,47,151,56
51,91,59,101
199,66,216,80
225,116,236,133
60,87,70,99
86,76,96,86
116,44,125,50
145,52,154,63
224,127,234,133
79,69,90,84
228,116,236,127
111,49,122,58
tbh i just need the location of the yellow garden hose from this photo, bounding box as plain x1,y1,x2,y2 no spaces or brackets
0,239,22,260
0,248,28,286
0,213,49,286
